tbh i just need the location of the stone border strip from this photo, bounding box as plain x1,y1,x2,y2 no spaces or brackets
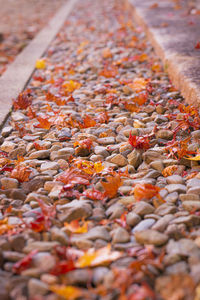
128,0,200,106
0,0,77,128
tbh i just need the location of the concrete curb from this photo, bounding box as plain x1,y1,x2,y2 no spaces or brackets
0,0,77,128
128,0,200,106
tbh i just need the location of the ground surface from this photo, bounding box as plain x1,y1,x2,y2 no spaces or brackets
1,0,200,299
129,0,200,106
0,0,66,76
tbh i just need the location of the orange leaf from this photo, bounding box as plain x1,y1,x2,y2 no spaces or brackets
101,174,122,199
63,80,81,94
64,220,89,234
11,165,31,182
81,115,96,128
0,218,14,235
36,116,51,130
50,285,81,300
13,92,32,110
128,78,148,92
102,48,112,59
76,244,121,268
134,183,161,201
162,165,178,177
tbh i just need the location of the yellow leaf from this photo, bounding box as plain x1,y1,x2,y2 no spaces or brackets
63,80,81,93
128,78,147,92
94,162,104,173
76,244,121,268
50,285,81,300
35,59,46,69
64,220,89,234
186,155,200,161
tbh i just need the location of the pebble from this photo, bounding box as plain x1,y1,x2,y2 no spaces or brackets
110,154,127,167
165,184,187,194
132,218,155,233
166,175,184,185
112,227,130,243
132,201,155,216
58,200,92,222
126,212,141,226
134,229,168,246
127,149,142,168
29,150,50,159
28,279,48,297
1,141,16,153
0,178,19,189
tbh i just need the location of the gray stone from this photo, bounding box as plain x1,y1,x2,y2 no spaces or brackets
166,175,184,185
126,212,141,226
166,239,200,258
182,201,200,212
112,227,130,243
33,252,56,272
132,218,155,233
28,279,48,297
156,129,173,140
110,154,127,167
149,160,164,172
29,150,50,159
24,241,59,253
133,201,154,216
98,137,115,145
0,178,19,189
106,203,125,220
135,229,168,246
152,215,174,232
179,194,199,201
40,162,59,172
165,184,186,194
50,227,69,245
155,204,176,216
85,226,111,242
127,149,141,168
58,200,92,222
1,141,16,153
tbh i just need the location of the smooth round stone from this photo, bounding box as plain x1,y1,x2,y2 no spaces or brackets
40,162,59,171
132,218,155,233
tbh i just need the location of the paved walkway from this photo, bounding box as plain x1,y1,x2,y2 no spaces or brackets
0,0,200,299
0,0,66,76
129,0,200,106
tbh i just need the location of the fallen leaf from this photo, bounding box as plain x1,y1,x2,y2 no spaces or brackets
11,165,31,182
134,183,161,201
35,59,46,69
35,116,51,130
13,92,32,110
186,154,200,161
50,285,81,300
101,174,122,198
162,165,178,177
64,220,89,234
56,167,90,188
83,188,106,201
12,250,38,274
76,244,121,268
129,133,150,150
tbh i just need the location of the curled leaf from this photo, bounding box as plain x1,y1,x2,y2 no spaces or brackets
101,174,122,199
11,165,31,182
76,244,121,268
64,220,89,234
134,183,161,201
129,133,150,150
50,285,81,300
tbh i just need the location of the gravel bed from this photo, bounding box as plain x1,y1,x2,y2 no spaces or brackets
0,0,200,299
